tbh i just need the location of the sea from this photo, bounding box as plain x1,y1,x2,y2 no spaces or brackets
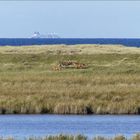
0,38,140,47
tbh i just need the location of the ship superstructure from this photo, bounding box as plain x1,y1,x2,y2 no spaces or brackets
31,32,60,38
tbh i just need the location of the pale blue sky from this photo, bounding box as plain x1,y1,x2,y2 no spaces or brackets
0,1,140,38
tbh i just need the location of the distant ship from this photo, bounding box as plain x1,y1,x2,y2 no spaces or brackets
31,32,60,38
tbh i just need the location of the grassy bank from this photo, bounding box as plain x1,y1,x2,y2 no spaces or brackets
0,44,140,114
2,134,140,140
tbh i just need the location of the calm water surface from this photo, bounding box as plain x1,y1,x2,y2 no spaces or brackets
0,38,140,47
0,115,140,138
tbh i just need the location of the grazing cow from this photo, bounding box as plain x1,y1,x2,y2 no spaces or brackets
52,60,87,71
52,64,61,71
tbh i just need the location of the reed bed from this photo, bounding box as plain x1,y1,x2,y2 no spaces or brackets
0,45,140,114
1,134,140,140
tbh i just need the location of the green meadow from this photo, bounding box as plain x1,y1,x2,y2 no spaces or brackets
0,44,140,114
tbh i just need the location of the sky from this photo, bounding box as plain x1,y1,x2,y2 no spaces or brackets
0,1,140,38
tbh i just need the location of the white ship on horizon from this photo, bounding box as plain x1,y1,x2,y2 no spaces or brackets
31,32,60,38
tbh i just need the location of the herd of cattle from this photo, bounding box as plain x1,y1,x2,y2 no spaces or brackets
52,60,88,71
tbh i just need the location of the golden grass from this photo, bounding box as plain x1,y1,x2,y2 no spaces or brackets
0,45,139,114
1,44,140,55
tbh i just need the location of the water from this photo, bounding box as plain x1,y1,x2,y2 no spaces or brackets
0,115,140,139
0,38,140,47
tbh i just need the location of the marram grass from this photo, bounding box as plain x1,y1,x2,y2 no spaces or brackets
0,45,140,114
1,134,140,140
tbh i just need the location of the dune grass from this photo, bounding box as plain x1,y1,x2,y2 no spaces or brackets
0,44,140,114
1,134,140,140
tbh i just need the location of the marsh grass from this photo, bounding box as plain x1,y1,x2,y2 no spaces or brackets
1,134,140,140
0,45,140,114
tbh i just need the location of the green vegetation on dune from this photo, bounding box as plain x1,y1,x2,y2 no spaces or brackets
0,45,140,114
1,134,140,140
